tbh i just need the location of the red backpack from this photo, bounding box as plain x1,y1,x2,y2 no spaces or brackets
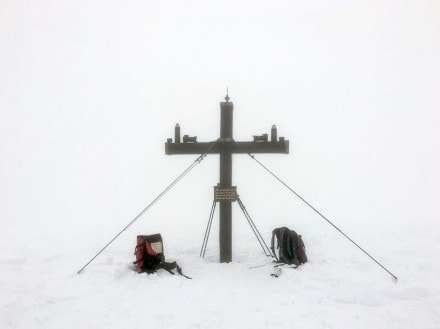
133,234,191,279
134,234,164,272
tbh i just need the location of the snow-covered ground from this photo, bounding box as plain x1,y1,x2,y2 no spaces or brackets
1,205,439,328
1,1,439,328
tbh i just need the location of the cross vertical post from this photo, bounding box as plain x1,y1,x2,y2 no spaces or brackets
219,100,233,262
165,95,289,263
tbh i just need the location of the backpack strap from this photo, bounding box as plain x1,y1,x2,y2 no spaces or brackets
277,227,299,265
285,230,300,266
270,229,280,262
156,261,192,279
279,227,290,263
176,265,192,280
297,234,308,264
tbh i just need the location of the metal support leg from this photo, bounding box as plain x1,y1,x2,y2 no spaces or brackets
200,200,217,258
237,197,274,258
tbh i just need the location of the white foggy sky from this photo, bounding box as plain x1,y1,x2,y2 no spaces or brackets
1,4,439,328
0,1,439,238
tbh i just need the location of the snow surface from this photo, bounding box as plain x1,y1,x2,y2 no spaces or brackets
1,1,439,328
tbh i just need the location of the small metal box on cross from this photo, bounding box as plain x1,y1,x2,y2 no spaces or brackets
165,94,289,263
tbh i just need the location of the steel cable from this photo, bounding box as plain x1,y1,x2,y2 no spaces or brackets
77,142,217,274
247,153,398,281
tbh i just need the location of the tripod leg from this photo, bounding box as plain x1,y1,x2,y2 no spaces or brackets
200,200,217,258
237,197,274,258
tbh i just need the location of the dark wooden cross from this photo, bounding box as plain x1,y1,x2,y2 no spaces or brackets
165,95,289,263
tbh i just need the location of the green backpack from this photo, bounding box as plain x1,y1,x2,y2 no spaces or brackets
271,227,308,266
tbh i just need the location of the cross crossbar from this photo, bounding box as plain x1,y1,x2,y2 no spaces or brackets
166,141,289,155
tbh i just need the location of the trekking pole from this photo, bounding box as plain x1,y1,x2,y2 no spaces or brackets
248,153,398,282
77,142,216,274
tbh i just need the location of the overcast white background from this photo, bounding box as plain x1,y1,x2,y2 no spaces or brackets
1,1,439,328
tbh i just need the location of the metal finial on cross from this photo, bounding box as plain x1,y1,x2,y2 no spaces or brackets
165,96,289,263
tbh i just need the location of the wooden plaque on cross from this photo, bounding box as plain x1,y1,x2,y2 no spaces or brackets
165,95,289,263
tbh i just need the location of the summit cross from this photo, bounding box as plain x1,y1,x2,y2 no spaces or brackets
165,95,289,263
